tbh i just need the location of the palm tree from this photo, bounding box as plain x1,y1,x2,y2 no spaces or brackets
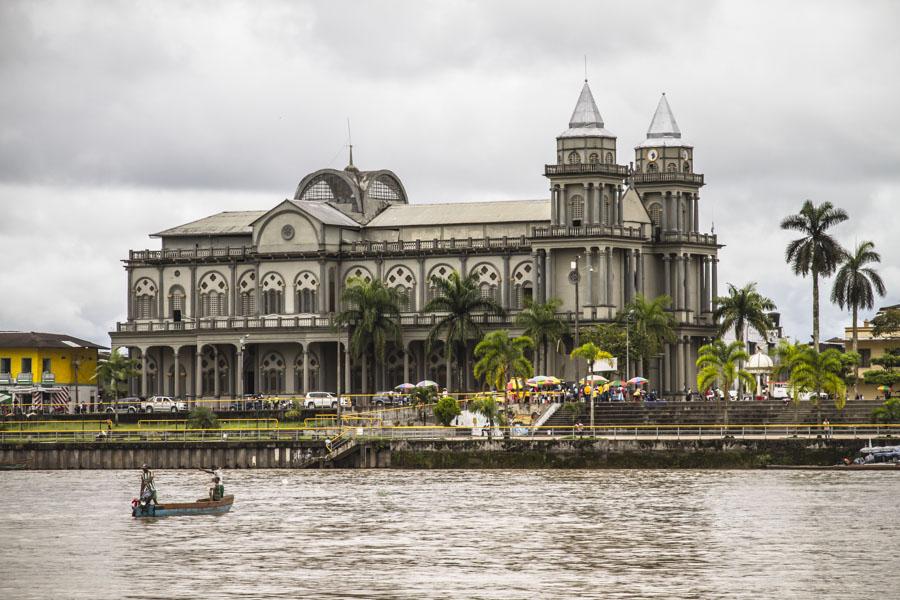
714,282,776,347
780,200,848,349
424,270,504,391
473,330,534,393
791,347,846,420
93,348,140,400
773,339,808,423
334,277,404,394
569,342,613,377
695,339,755,424
620,294,676,376
469,394,501,441
515,298,568,375
831,241,886,355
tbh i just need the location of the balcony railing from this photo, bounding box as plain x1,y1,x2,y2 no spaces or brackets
130,246,256,261
112,310,598,335
531,224,648,240
632,172,705,186
544,163,629,177
346,236,530,255
660,231,718,246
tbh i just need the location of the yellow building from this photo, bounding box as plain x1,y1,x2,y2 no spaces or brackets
843,304,900,399
0,332,105,412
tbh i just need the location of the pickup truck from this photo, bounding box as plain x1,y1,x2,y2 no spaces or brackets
303,391,349,410
139,396,187,413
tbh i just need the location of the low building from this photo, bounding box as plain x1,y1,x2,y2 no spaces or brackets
0,332,105,412
844,304,900,399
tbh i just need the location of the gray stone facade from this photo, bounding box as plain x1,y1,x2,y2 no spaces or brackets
110,83,720,400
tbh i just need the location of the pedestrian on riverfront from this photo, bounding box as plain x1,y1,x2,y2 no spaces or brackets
822,419,832,440
140,464,158,505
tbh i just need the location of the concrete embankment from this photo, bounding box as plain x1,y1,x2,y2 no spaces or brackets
1,437,890,469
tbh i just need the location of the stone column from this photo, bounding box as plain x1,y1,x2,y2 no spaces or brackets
585,184,594,225
157,266,164,319
190,266,197,319
194,345,203,400
663,343,672,395
684,254,693,317
685,193,693,234
417,257,426,311
459,255,468,278
173,346,181,399
675,337,685,396
712,258,719,310
605,247,613,306
375,258,384,281
597,247,607,306
229,263,237,316
617,185,624,226
336,341,342,397
610,189,618,226
254,262,261,316
546,249,554,300
237,345,245,398
302,346,309,395
693,194,700,232
141,350,148,398
126,268,134,321
683,338,692,394
663,254,671,300
665,192,674,232
403,345,410,384
585,248,595,306
551,186,558,225
502,254,511,310
637,250,644,296
213,346,220,398
625,249,635,304
318,260,327,314
532,251,542,304
703,256,712,313
344,345,351,394
675,192,683,232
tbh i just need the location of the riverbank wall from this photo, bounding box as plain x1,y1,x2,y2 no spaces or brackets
1,437,889,469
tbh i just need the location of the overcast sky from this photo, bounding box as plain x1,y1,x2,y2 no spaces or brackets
1,0,898,346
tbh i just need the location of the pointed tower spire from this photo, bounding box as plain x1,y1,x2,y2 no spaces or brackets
568,81,605,129
646,93,681,139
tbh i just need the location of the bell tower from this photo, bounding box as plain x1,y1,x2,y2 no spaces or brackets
632,93,705,239
544,81,628,228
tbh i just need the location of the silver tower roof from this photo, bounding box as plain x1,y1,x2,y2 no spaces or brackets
636,93,692,148
559,81,615,138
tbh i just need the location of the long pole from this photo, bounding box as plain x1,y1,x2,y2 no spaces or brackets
625,319,630,381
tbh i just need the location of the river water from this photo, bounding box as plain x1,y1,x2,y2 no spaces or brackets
0,469,896,599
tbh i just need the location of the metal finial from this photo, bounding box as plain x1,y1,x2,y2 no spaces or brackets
346,118,354,166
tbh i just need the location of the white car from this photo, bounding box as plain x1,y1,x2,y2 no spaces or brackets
303,391,349,410
139,396,187,413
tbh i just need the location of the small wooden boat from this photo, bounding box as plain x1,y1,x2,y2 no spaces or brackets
767,464,900,471
132,495,234,518
0,463,28,470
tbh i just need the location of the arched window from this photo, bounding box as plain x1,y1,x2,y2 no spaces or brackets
133,278,157,320
344,266,373,285
198,272,228,317
295,271,319,314
260,352,285,394
568,194,585,226
683,161,691,173
567,151,581,165
646,162,658,173
426,264,453,302
588,152,599,164
237,272,256,316
200,347,230,397
667,162,677,172
511,262,534,310
385,265,416,312
261,273,285,314
168,285,185,319
605,152,613,164
471,263,501,304
649,203,663,229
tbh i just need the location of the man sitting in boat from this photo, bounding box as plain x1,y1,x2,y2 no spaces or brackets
140,464,158,505
208,476,225,501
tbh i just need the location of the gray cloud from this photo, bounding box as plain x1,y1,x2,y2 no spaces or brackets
0,0,897,345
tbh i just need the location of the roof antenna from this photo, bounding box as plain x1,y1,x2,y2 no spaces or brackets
346,118,354,167
584,55,588,82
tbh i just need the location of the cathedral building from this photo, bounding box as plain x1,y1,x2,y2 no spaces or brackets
110,82,720,400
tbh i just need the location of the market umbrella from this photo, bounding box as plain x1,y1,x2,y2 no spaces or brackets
607,380,625,388
527,375,558,386
416,380,440,388
395,383,416,391
580,375,609,384
507,378,525,391
877,385,893,392
628,377,649,385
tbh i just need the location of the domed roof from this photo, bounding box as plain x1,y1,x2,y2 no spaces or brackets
745,348,774,373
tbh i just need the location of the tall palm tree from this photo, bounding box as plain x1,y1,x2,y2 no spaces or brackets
780,200,849,348
473,330,534,393
93,348,140,400
334,277,404,394
714,282,776,347
424,270,504,391
569,342,613,378
620,294,676,376
515,298,568,375
695,339,755,424
831,241,886,354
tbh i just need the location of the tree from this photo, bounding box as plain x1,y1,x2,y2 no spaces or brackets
780,200,848,348
714,282,775,346
864,348,900,390
773,339,808,423
433,396,461,426
695,339,755,424
469,395,501,441
791,348,846,420
410,386,437,425
187,406,221,430
92,348,140,400
831,241,886,356
872,398,900,423
583,324,628,362
871,308,900,338
515,298,568,375
473,330,533,393
620,294,676,376
334,277,404,394
569,342,613,378
424,270,505,391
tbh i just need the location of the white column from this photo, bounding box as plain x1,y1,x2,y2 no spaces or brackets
663,255,671,300
173,347,181,399
693,194,700,232
585,248,595,306
684,254,693,316
141,350,148,398
712,258,719,310
302,345,309,395
605,247,613,305
616,185,624,226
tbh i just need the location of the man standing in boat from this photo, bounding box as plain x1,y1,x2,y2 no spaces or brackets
140,464,158,505
201,465,224,498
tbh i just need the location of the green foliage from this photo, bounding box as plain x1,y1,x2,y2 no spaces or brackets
696,340,755,395
562,401,582,425
469,395,501,440
569,342,613,375
424,269,505,389
619,294,676,373
780,199,849,347
284,400,304,422
334,277,404,391
863,370,900,387
433,396,461,426
872,398,900,423
831,241,886,353
473,330,534,392
515,298,568,375
186,406,221,430
871,348,900,372
871,309,900,338
791,348,846,407
92,348,140,400
713,282,776,343
583,323,628,362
